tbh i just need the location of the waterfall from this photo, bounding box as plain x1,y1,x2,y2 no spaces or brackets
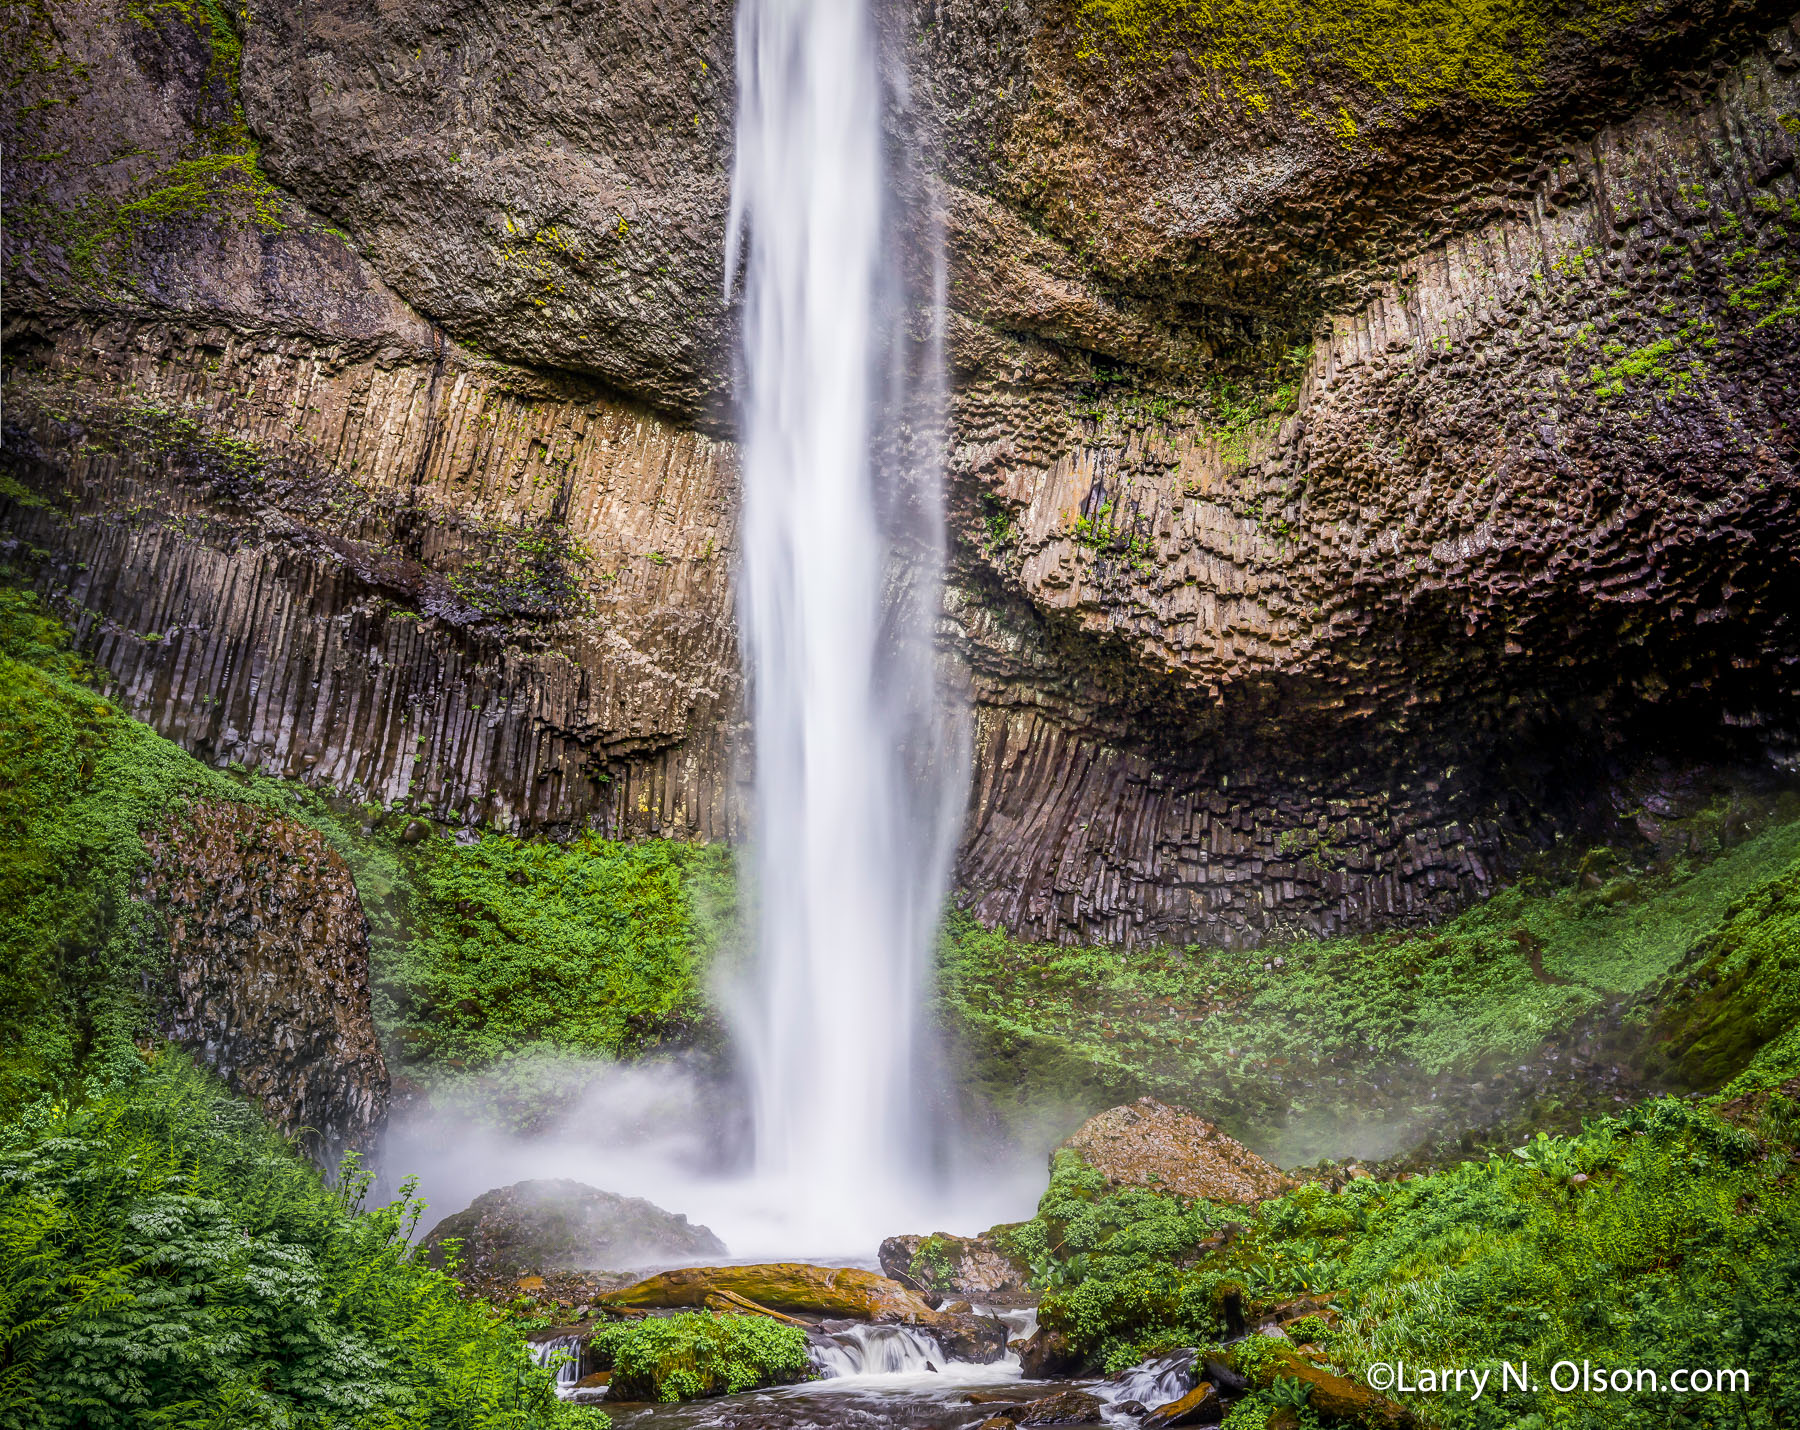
726,0,967,1239
528,1336,583,1397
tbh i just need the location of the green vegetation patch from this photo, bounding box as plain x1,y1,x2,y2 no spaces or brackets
587,1313,812,1402
0,583,289,1113
1008,1093,1800,1426
940,810,1800,1157
1075,0,1637,115
0,1051,599,1430
265,785,734,1094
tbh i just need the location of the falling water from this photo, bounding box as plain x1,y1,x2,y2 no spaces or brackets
726,0,966,1238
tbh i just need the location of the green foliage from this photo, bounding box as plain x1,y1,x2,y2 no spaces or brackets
939,813,1800,1159
586,1314,811,1402
1012,1153,1232,1368
1016,1090,1800,1425
388,831,730,1067
0,1052,600,1430
1074,0,1637,117
0,584,286,1113
273,787,734,1076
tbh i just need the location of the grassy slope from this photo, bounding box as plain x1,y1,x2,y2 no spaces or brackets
941,804,1800,1160
985,830,1800,1426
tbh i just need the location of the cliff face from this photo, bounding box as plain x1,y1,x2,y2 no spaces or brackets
4,0,1798,947
144,800,389,1164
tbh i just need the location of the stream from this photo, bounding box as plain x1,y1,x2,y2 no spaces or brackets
536,1309,1202,1429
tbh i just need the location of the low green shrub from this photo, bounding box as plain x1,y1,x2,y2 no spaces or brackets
0,1052,601,1430
587,1313,811,1401
1014,1089,1800,1424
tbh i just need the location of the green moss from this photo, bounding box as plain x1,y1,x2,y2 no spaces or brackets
0,581,291,1113
587,1314,811,1401
1074,0,1640,118
269,787,736,1081
940,810,1800,1158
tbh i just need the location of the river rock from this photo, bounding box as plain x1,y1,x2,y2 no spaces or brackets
878,1228,1032,1299
1015,1326,1083,1379
1060,1098,1295,1204
1147,1382,1223,1426
1014,1388,1106,1425
420,1180,725,1276
932,1311,1010,1365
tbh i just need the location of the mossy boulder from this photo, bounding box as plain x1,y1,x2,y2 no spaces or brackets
420,1179,725,1276
587,1312,811,1402
600,1262,937,1322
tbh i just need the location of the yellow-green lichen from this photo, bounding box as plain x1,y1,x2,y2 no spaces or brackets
1074,0,1641,120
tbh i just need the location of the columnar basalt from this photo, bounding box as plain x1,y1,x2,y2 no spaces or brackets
945,28,1800,944
143,800,389,1163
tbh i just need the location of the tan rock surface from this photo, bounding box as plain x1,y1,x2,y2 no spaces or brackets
1060,1098,1293,1204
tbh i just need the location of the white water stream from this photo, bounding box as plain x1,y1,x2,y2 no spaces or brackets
725,0,968,1243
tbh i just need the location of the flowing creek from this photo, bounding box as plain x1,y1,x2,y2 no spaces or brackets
548,1309,1202,1429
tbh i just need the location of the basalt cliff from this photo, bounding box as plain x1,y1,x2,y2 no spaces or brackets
5,0,1798,953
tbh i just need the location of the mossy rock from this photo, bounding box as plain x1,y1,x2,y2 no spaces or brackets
588,1312,811,1402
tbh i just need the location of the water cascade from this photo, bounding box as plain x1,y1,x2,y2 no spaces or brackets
726,0,967,1241
527,1336,583,1397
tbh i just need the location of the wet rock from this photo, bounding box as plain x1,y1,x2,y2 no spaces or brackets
878,1228,1032,1298
976,1418,1019,1430
1015,1326,1083,1379
1146,1382,1223,1426
600,1263,937,1324
1199,1354,1249,1394
142,801,387,1166
931,1311,1010,1365
1014,1388,1106,1425
1059,1098,1295,1204
420,1180,725,1277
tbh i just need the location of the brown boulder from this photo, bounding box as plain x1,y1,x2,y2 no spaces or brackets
1014,1389,1105,1425
1059,1098,1294,1204
878,1228,1032,1299
1015,1326,1084,1379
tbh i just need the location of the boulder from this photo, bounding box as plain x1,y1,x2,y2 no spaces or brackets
1015,1326,1083,1379
1014,1389,1106,1425
933,1311,1010,1365
599,1263,937,1323
420,1180,725,1276
878,1228,1033,1299
1059,1098,1295,1204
